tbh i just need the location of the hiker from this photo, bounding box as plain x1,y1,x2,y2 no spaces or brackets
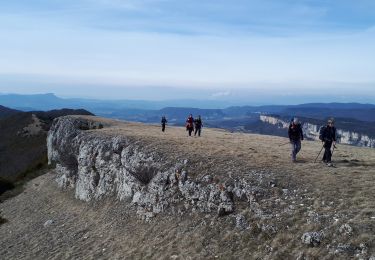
194,115,203,137
186,114,194,136
161,116,167,132
319,118,337,166
288,117,304,162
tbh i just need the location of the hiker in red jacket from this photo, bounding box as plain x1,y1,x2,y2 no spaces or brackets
186,114,194,136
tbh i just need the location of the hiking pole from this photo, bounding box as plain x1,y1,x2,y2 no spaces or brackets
314,143,325,163
331,144,337,157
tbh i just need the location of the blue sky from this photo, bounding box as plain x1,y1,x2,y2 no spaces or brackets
0,0,375,102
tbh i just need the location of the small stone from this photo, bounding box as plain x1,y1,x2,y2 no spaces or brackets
301,231,324,247
180,171,188,183
217,203,233,216
43,220,54,228
235,214,249,230
334,244,356,254
339,224,353,235
202,175,213,183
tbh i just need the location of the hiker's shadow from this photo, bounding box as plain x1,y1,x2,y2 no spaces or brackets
335,159,369,167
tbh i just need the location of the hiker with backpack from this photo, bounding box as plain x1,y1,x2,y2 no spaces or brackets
194,115,203,137
161,116,167,132
186,114,194,136
319,118,337,166
288,117,304,162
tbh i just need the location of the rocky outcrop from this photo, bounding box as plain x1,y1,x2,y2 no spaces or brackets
260,115,375,148
47,116,239,219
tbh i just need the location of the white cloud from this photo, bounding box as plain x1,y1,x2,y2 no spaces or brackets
211,91,232,98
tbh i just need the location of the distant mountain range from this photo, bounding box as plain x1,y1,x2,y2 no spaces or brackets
0,105,20,119
1,93,375,146
2,93,374,121
0,93,232,111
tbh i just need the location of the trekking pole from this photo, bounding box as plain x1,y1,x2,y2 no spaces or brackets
314,143,325,163
331,144,337,157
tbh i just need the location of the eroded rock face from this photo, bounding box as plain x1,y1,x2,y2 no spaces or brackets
47,116,236,218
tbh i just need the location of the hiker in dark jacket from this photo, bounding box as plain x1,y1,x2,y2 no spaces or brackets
186,114,194,136
319,118,337,166
194,115,203,137
288,117,304,162
161,116,167,132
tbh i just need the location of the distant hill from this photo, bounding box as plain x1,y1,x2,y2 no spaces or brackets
0,105,20,118
0,106,93,195
0,93,66,111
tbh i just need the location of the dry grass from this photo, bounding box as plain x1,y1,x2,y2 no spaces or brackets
1,115,374,259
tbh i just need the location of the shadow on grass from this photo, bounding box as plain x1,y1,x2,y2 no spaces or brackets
0,216,7,226
0,158,51,203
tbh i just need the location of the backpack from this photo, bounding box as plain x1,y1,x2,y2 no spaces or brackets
319,126,326,141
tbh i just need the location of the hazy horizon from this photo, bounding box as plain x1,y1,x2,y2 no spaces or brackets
1,91,374,108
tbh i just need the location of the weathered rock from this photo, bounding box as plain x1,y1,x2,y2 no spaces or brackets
333,244,357,254
339,223,353,235
359,243,368,255
328,243,368,257
235,214,249,230
43,219,54,228
301,231,324,247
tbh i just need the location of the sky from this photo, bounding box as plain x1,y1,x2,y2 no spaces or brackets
0,0,375,103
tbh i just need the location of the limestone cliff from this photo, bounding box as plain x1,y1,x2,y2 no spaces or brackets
260,115,375,148
47,116,241,220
